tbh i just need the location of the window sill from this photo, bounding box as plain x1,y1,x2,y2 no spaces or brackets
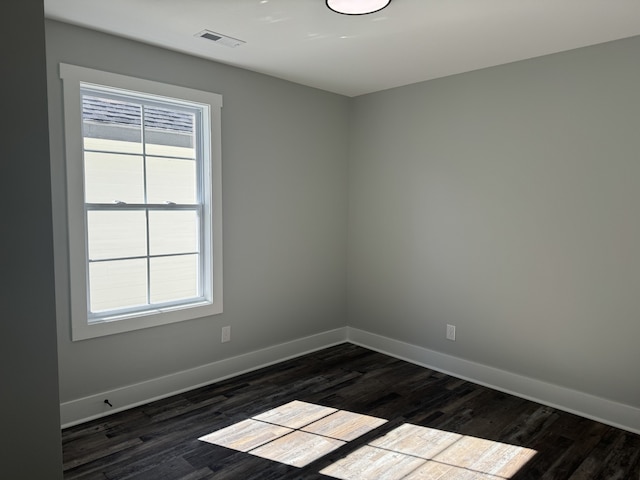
72,301,222,341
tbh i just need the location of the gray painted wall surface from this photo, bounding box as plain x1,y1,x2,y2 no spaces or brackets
348,36,640,409
46,21,349,402
46,17,640,421
0,1,63,478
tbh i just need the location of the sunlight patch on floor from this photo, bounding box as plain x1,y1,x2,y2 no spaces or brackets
321,423,537,480
251,430,345,467
199,400,536,477
199,400,387,467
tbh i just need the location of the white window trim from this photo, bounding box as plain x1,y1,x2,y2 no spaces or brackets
60,63,223,341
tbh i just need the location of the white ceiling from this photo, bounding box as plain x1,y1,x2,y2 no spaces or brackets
44,0,640,97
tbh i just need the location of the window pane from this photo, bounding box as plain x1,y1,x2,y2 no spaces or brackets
150,255,199,303
146,157,197,204
89,259,148,312
144,106,195,158
84,152,144,203
149,210,198,255
87,210,147,260
83,95,143,154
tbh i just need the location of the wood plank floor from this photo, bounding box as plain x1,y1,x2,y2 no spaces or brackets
62,343,640,480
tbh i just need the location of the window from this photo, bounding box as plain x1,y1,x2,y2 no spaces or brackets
60,64,223,340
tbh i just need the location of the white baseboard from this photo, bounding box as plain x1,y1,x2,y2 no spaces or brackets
60,327,348,428
347,327,640,435
61,326,640,435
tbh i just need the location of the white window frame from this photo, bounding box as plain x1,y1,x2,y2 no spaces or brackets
60,63,223,341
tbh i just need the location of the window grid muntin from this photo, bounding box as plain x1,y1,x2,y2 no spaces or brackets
81,85,206,321
84,149,195,162
141,102,151,305
89,251,200,264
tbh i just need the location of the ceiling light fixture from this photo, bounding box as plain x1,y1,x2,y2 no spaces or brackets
326,0,391,15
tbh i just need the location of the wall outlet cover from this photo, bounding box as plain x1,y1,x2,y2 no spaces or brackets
446,324,456,341
221,326,231,343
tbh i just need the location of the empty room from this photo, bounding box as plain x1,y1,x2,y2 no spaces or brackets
3,1,640,479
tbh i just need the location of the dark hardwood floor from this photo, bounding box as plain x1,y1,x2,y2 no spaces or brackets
62,343,640,479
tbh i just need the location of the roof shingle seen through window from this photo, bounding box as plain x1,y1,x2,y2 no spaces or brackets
83,96,194,133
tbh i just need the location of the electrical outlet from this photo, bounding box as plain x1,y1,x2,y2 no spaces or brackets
221,325,231,343
446,324,456,341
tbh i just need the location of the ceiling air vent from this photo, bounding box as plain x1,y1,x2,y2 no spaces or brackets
195,30,245,48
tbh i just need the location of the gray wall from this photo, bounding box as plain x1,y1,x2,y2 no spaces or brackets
348,36,640,408
0,1,63,478
46,21,349,402
46,16,640,424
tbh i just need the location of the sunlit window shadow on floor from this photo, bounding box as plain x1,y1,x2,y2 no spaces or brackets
199,400,537,478
199,400,387,467
321,422,537,479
